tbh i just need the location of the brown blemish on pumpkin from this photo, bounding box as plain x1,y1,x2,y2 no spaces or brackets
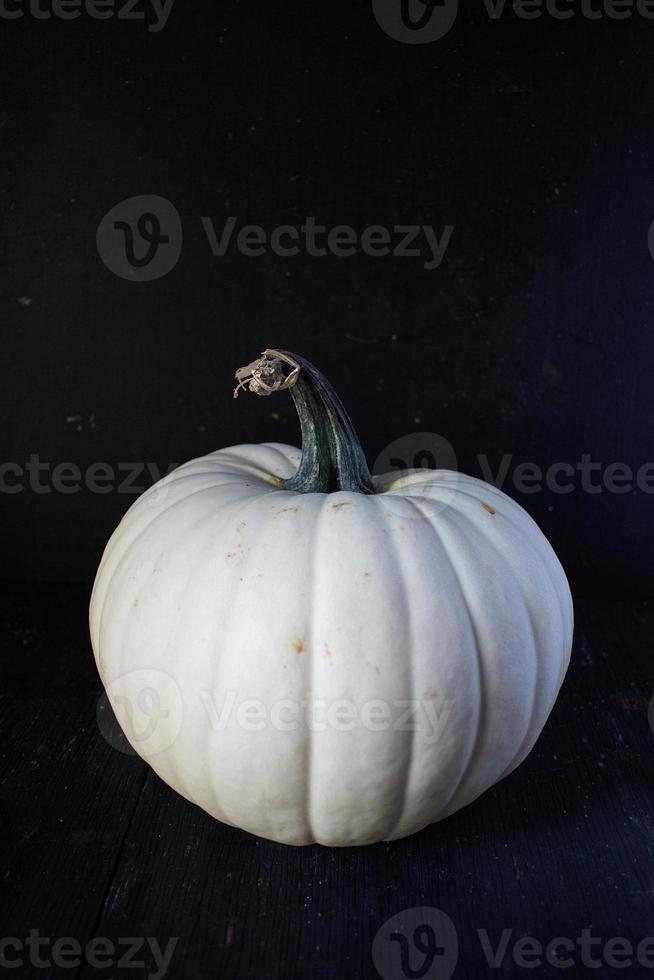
363,571,371,578
426,691,440,699
324,643,332,658
278,505,299,515
331,500,352,510
293,638,304,654
366,660,381,674
481,502,496,515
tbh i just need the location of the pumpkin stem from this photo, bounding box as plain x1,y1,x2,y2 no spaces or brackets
234,349,376,494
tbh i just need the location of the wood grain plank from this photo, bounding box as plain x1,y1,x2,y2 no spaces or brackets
75,599,654,980
0,585,148,979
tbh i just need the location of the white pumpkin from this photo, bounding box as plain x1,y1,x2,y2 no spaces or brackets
90,350,573,846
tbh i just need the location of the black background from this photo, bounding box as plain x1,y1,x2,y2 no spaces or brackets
2,6,654,980
2,1,653,596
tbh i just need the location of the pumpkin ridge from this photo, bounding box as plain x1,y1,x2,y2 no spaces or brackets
95,478,271,617
163,503,237,811
408,497,486,822
381,496,417,842
402,485,573,693
197,489,286,830
304,492,329,844
93,482,268,675
442,483,573,691
439,497,543,784
258,441,304,475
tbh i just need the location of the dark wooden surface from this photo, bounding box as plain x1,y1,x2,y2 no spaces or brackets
0,584,653,979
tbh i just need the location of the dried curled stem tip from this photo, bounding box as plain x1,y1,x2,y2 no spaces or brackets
233,349,301,399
